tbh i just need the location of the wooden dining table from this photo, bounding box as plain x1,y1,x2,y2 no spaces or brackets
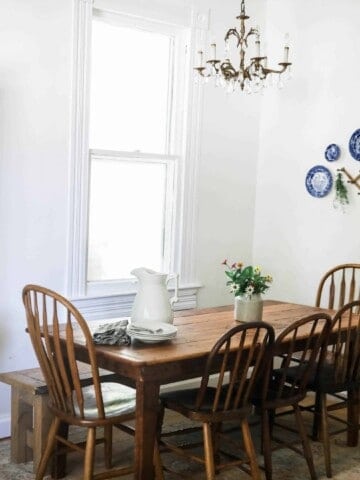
65,299,339,480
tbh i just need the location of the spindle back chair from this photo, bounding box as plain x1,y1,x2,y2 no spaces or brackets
22,284,136,480
307,300,360,478
157,322,275,480
257,313,332,480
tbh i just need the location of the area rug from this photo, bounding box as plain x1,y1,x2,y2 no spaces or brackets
0,407,359,479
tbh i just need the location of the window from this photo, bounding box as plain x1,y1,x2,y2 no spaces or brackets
87,13,178,292
69,1,203,317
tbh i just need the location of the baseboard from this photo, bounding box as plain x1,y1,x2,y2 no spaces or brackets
0,415,10,439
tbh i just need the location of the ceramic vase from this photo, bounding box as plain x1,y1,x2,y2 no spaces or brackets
234,294,263,322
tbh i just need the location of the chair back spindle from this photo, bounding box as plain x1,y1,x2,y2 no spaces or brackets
316,264,360,310
262,313,332,407
327,300,360,387
23,285,105,420
195,322,275,414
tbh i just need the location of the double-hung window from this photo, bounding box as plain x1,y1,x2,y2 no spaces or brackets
69,1,202,317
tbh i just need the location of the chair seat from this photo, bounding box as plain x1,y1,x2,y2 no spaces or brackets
73,382,136,419
161,387,217,412
161,386,253,419
283,354,360,393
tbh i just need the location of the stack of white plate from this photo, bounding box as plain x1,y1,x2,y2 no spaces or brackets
127,322,177,344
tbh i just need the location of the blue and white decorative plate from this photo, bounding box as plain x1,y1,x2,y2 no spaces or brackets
324,144,340,161
349,129,360,161
305,165,333,198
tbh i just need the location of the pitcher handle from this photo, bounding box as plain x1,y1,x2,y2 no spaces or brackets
167,273,179,306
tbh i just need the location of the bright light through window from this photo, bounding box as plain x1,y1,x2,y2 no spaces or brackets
86,15,177,285
87,157,167,281
89,19,172,153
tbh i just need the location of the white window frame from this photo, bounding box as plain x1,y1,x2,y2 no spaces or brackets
67,0,208,319
86,149,178,297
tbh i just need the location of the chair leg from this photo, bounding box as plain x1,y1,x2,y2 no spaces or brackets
154,406,165,480
203,422,215,480
347,387,360,447
312,391,322,441
320,393,332,478
83,428,96,480
153,438,164,480
104,425,112,469
294,404,317,480
35,417,61,480
262,409,273,480
51,421,69,479
241,419,261,480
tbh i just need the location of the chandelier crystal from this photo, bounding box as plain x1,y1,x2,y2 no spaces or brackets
194,0,292,94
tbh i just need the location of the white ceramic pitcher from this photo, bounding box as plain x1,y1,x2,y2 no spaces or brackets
130,267,179,324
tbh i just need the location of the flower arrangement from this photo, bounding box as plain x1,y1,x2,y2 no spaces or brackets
222,260,272,298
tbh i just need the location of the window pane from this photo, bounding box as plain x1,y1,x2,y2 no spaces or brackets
89,19,172,153
87,157,167,281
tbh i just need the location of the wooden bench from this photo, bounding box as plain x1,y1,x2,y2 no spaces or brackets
0,364,119,472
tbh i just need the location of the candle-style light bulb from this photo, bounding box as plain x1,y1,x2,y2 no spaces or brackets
241,0,245,15
211,43,217,59
255,26,261,57
283,33,290,63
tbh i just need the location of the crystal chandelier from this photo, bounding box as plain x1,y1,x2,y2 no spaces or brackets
194,0,292,94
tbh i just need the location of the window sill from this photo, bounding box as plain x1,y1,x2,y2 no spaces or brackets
71,283,202,320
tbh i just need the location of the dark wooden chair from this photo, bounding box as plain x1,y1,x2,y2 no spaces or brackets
22,284,136,480
306,300,360,478
316,264,360,309
156,322,275,480
255,313,332,480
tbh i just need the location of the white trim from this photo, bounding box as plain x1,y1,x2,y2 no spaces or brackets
67,0,93,297
0,415,9,439
176,8,207,284
90,149,180,163
71,284,200,320
93,0,192,27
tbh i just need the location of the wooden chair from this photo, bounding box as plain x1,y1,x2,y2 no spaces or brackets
156,322,275,480
316,264,360,309
255,313,332,480
306,300,360,478
22,284,136,480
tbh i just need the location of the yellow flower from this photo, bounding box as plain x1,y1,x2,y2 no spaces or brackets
254,266,261,274
266,275,273,283
235,262,243,269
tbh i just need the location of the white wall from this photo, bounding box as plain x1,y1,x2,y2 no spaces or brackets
195,0,263,307
0,0,73,436
253,0,360,306
0,0,261,437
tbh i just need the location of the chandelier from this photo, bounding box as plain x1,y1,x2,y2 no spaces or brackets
194,0,292,94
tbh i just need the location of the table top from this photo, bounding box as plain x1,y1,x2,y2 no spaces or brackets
76,301,333,369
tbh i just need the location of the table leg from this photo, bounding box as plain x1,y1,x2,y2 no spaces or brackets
134,380,160,480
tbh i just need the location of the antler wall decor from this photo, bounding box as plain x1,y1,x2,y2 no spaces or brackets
337,167,360,195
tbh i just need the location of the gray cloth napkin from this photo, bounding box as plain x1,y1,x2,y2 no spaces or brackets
93,319,131,346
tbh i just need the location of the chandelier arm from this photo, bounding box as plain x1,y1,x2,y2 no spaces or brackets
225,28,241,48
220,61,238,80
263,62,292,75
194,67,212,78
